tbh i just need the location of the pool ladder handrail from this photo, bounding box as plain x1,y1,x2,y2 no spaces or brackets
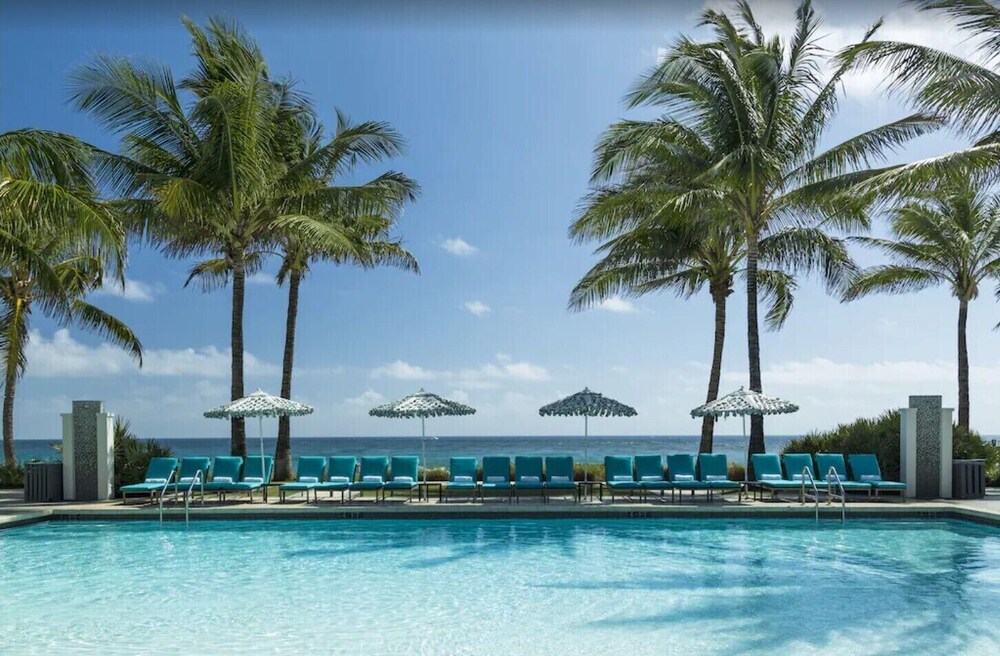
799,466,820,523
182,469,204,525
825,466,846,524
157,470,176,525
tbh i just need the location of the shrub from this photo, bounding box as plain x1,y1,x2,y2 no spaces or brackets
114,418,173,493
419,466,450,482
783,410,1000,485
0,460,24,488
727,462,745,481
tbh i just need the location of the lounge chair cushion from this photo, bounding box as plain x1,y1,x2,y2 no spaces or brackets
454,475,474,483
298,476,318,483
760,474,781,481
520,475,539,483
704,474,728,482
145,478,168,484
363,475,382,483
486,475,506,483
612,475,632,482
550,475,570,483
673,474,694,481
394,476,414,484
213,476,233,483
244,477,263,484
329,476,350,483
861,474,882,482
640,475,662,482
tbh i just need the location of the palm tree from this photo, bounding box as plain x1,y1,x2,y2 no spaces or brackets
245,112,419,481
0,128,132,464
0,231,142,464
616,0,941,454
70,18,348,457
844,181,1000,430
570,214,850,453
838,0,1000,196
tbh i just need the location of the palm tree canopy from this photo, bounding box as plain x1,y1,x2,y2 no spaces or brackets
845,180,1000,303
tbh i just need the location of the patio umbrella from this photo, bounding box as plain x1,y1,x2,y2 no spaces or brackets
369,389,476,483
690,386,798,481
204,389,314,484
538,387,637,476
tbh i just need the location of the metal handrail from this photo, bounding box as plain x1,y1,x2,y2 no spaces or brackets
182,469,204,525
825,466,846,524
799,466,820,523
157,470,176,525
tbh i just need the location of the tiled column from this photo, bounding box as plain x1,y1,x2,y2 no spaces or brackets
70,401,104,502
61,413,76,501
903,395,953,499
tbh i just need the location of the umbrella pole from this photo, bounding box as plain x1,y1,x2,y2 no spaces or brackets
260,416,266,495
742,414,748,485
584,415,589,482
421,416,427,485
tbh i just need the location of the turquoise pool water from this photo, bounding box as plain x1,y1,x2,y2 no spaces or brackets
2,518,999,655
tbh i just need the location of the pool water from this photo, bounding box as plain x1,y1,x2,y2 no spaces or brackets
2,518,999,655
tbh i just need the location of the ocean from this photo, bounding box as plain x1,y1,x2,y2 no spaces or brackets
12,434,792,468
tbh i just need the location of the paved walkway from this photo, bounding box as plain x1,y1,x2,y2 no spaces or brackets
3,487,1000,529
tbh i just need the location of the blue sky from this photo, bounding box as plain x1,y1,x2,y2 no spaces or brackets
2,0,997,439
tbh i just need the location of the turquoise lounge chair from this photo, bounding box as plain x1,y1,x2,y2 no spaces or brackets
667,454,708,503
279,456,327,503
481,456,513,502
848,454,907,500
229,455,273,503
446,457,478,502
316,456,357,503
815,453,872,497
165,456,211,503
750,454,802,500
514,456,544,503
604,455,640,503
119,457,178,504
635,454,671,502
544,456,577,502
384,456,420,501
698,453,741,502
203,457,243,500
351,456,389,502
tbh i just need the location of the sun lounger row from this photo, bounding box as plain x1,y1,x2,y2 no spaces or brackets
751,453,905,500
604,454,741,503
119,455,275,504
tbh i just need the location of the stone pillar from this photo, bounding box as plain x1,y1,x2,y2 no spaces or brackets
899,395,953,499
62,401,115,502
61,413,76,501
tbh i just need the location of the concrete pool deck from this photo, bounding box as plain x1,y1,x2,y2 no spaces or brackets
2,488,1000,528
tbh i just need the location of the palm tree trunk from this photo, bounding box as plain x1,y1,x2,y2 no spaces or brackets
699,286,727,454
957,298,970,430
274,269,301,481
746,230,765,456
2,298,23,465
230,252,247,458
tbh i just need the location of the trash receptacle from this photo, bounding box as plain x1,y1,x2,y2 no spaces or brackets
23,462,63,502
953,459,986,499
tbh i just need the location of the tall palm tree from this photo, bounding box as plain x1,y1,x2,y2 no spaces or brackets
228,111,419,481
0,128,132,464
570,215,850,453
616,0,941,454
70,18,349,457
844,181,1000,430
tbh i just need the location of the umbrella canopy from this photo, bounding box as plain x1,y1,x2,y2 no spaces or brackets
538,387,637,418
369,389,476,483
690,386,798,418
204,389,315,419
205,390,314,490
369,389,476,419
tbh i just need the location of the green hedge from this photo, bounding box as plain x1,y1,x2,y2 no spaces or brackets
0,460,24,488
782,410,1000,486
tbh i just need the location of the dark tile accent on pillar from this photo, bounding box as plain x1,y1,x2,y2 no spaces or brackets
909,395,942,499
72,401,104,502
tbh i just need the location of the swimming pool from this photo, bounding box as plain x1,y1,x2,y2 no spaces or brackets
2,518,999,654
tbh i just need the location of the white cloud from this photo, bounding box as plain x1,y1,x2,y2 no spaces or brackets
370,360,436,380
464,300,491,316
369,354,550,387
246,272,276,285
598,296,638,314
93,278,157,303
441,237,478,257
24,329,279,378
449,389,470,403
611,365,629,374
345,389,385,406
